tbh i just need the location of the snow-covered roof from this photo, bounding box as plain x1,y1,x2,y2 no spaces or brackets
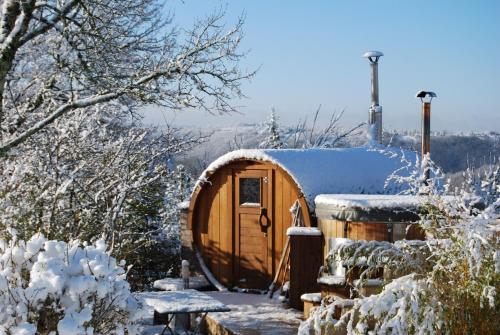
195,147,416,208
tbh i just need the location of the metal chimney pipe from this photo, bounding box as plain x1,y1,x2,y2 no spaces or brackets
363,51,384,143
415,90,437,181
370,59,380,106
421,102,431,157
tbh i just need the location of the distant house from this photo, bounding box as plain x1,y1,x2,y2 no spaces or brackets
183,147,423,291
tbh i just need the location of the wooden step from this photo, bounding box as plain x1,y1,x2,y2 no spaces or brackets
320,295,355,320
352,278,384,297
301,292,322,319
317,275,350,299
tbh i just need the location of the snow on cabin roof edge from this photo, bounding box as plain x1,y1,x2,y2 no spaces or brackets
193,147,418,209
193,148,298,192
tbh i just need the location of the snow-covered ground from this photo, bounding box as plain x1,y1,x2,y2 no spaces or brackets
205,291,303,335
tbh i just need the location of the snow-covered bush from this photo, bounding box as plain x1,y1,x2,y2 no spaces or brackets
124,164,194,288
0,230,140,335
383,148,445,196
0,107,200,289
300,159,500,335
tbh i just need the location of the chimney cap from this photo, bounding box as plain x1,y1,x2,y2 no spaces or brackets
363,50,384,58
415,90,437,99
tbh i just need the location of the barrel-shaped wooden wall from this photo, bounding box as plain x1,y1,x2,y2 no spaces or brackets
192,166,233,285
190,160,311,288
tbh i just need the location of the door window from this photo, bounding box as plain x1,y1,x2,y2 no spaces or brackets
239,178,261,206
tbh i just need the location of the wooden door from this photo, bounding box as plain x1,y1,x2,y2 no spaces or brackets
234,168,272,289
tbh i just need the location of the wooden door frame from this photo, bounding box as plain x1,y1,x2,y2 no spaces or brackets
232,166,274,288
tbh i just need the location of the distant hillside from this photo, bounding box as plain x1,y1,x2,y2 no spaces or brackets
382,130,500,173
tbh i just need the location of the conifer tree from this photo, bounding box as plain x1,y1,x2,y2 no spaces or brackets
260,108,285,149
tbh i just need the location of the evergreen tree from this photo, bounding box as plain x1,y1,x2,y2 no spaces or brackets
461,161,500,212
260,108,285,149
481,163,500,207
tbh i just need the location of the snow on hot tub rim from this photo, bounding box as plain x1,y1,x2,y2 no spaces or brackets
314,194,423,222
314,194,459,210
314,194,458,222
314,194,426,211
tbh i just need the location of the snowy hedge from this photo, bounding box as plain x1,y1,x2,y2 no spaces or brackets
0,230,140,335
300,197,499,335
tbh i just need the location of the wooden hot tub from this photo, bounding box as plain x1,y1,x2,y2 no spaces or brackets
314,194,426,258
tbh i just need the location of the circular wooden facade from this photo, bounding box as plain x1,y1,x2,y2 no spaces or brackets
188,159,312,289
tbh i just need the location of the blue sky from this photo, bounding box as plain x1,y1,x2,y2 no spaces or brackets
144,0,500,131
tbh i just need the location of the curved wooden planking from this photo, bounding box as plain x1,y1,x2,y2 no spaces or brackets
188,159,312,287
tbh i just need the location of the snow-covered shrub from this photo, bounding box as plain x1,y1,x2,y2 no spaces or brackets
383,148,445,196
124,164,193,288
0,108,200,289
300,192,499,334
0,230,140,335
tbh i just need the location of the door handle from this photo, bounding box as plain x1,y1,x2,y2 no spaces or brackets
259,207,269,235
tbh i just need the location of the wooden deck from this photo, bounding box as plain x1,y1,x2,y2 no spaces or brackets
202,292,303,335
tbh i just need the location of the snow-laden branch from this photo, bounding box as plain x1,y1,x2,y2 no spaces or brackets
0,66,180,155
0,105,201,287
0,1,253,154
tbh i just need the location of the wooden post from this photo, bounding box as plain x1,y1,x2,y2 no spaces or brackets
289,231,323,310
181,260,190,289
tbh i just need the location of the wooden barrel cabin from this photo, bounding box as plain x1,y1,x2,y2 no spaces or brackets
186,147,416,290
